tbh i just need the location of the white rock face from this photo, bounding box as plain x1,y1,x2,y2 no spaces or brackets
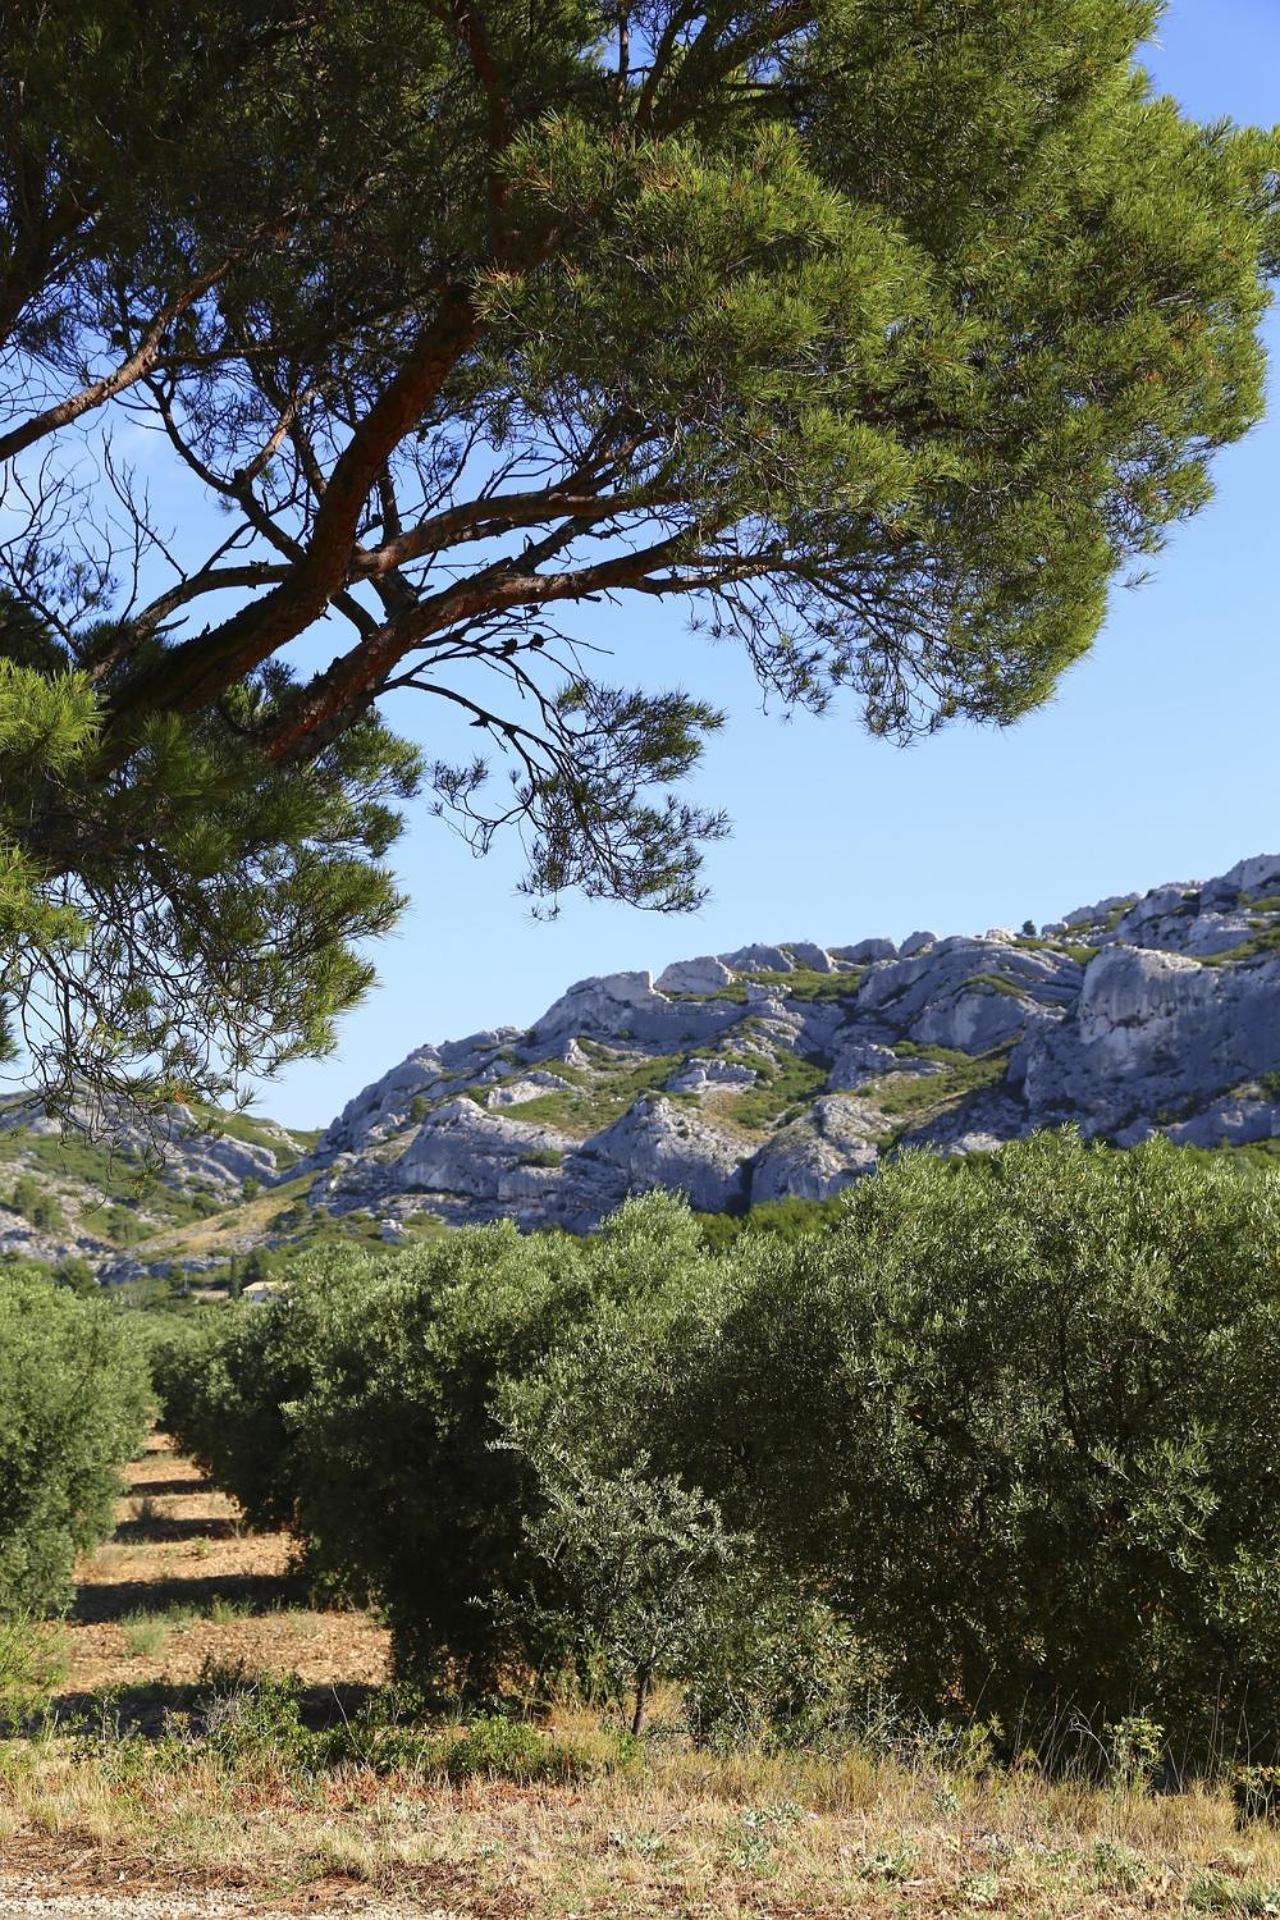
666,1058,758,1094
291,850,1280,1236
656,956,735,994
827,1037,901,1090
161,1108,281,1189
1167,1092,1280,1149
325,1047,449,1151
485,1072,571,1108
590,1096,750,1212
534,971,659,1035
1224,852,1280,897
832,938,897,964
1184,912,1252,957
750,1098,880,1203
1063,892,1138,928
784,942,836,973
1112,887,1197,943
395,1098,576,1207
719,943,793,972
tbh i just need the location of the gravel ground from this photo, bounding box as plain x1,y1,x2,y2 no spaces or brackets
0,1882,459,1919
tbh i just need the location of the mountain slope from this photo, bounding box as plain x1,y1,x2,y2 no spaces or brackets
301,850,1280,1233
0,1102,317,1277
9,849,1279,1279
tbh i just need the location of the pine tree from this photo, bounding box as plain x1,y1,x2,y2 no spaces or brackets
2,0,1276,1113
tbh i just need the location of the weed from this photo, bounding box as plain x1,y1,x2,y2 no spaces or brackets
121,1614,171,1659
512,1054,685,1137
0,1618,66,1727
965,970,1031,1000
741,967,863,1003
1236,1766,1280,1827
1199,925,1280,968
207,1595,249,1625
1186,1869,1280,1913
855,1844,917,1882
867,1044,1013,1123
521,1148,564,1169
443,1716,605,1784
718,1052,830,1132
1090,1837,1145,1891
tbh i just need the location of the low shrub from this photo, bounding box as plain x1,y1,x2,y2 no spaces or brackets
0,1615,67,1726
192,1660,314,1772
443,1715,603,1783
1235,1766,1280,1827
0,1266,150,1615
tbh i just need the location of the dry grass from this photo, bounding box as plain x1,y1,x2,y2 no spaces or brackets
3,1440,1280,1914
5,1725,1280,1915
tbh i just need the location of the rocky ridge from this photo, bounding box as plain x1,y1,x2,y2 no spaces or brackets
0,1100,313,1277
299,850,1280,1232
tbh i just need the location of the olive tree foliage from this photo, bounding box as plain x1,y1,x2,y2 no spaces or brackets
1,0,1276,1113
0,1264,151,1615
161,1195,730,1695
501,1433,745,1734
161,1147,1280,1762
698,1134,1280,1765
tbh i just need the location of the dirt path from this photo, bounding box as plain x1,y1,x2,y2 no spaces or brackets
62,1436,389,1707
0,1440,410,1916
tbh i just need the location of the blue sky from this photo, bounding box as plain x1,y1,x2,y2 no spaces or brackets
247,1,1280,1128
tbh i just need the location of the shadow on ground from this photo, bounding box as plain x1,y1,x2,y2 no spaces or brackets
37,1679,383,1739
112,1517,242,1545
72,1571,306,1624
127,1477,209,1498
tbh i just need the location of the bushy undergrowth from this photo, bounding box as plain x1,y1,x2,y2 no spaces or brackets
161,1133,1280,1773
0,1266,150,1615
0,1616,67,1727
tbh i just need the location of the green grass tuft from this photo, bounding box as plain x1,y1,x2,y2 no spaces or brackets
513,1054,684,1137
868,1044,1014,1124
964,971,1031,1000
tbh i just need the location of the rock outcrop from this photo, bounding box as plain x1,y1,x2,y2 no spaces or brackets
16,852,1280,1276
0,1096,311,1279
299,852,1280,1231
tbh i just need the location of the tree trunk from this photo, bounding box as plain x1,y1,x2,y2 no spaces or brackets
630,1665,651,1737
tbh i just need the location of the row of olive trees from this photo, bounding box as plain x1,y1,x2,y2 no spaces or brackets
159,1132,1280,1771
0,1267,150,1618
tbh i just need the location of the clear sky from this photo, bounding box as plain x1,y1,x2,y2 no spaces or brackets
247,0,1280,1129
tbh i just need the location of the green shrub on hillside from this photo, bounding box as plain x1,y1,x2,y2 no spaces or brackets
0,1268,150,1614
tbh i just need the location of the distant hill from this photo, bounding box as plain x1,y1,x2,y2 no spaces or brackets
8,849,1280,1285
0,1102,319,1280
302,849,1280,1233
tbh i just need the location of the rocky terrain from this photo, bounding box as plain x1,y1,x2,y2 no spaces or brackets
6,849,1280,1276
301,849,1280,1233
0,1099,316,1278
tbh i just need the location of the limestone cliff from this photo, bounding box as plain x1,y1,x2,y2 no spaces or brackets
301,850,1280,1231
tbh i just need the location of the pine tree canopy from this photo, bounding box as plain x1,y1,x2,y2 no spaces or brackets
0,0,1276,1112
